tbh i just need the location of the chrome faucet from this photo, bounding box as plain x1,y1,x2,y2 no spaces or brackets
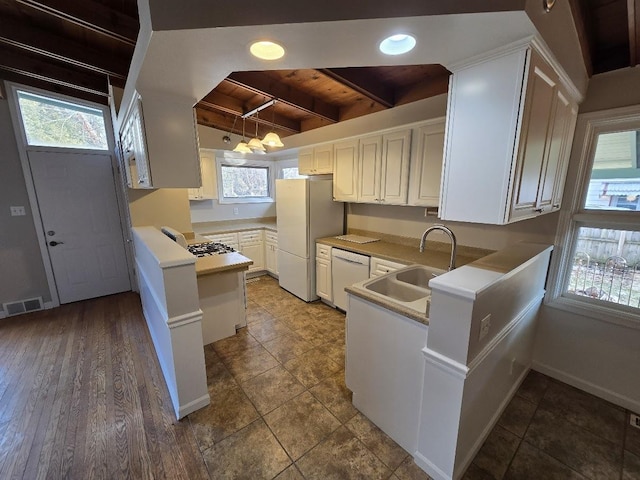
419,224,457,271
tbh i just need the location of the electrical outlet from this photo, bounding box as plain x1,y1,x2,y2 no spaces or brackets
510,358,516,375
10,206,26,216
479,314,491,341
233,207,239,215
631,413,640,429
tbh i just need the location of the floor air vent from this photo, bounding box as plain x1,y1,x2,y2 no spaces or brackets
2,297,44,316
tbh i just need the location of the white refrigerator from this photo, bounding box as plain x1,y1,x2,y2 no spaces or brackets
276,178,344,301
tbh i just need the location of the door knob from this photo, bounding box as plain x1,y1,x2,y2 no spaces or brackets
47,230,55,236
49,241,64,246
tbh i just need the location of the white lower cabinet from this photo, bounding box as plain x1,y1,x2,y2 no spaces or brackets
239,230,264,274
369,257,407,278
316,243,332,302
264,230,278,276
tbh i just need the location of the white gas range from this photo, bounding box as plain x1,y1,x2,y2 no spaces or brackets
160,226,236,257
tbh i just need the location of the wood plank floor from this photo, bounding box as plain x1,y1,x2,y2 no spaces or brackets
0,292,208,480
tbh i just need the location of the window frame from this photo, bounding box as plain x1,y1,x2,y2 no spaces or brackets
215,154,274,204
546,105,640,329
12,86,112,153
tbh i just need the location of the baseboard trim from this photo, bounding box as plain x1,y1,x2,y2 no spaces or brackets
178,394,210,419
532,361,640,413
413,451,452,480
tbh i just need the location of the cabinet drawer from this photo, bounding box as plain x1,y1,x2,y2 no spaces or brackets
316,243,332,260
205,233,239,248
239,230,263,245
264,230,278,244
370,257,407,277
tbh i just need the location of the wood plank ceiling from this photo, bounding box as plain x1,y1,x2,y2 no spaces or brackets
1,0,639,139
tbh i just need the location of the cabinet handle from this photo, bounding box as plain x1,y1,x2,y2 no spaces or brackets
535,208,543,213
553,203,560,208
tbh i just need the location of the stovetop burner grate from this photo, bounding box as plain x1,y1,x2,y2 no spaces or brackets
187,242,236,257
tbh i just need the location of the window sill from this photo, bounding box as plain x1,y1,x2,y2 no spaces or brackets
218,197,274,205
544,295,640,330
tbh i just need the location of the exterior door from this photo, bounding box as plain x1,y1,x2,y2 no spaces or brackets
29,151,130,304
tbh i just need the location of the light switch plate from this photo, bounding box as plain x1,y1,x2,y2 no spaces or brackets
479,314,491,341
631,413,640,429
10,206,26,216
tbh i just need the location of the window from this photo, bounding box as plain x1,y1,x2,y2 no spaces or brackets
551,106,640,324
276,158,307,179
16,90,109,150
216,156,274,203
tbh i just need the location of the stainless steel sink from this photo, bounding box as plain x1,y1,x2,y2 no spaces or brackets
358,265,446,316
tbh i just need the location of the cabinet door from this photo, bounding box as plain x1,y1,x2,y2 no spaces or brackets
359,135,382,203
333,139,359,202
199,150,215,199
265,243,278,275
316,257,331,301
298,148,314,175
539,89,577,212
508,51,558,222
130,100,152,188
314,145,334,174
408,121,445,207
552,99,578,210
240,243,264,273
380,129,411,205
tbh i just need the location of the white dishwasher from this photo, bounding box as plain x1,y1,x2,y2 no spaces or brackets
331,249,370,312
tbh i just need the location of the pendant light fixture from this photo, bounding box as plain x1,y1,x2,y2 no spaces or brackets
261,102,284,148
232,117,252,153
247,111,266,152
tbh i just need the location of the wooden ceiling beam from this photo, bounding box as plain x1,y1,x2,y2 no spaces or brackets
319,68,395,108
197,98,300,133
227,72,340,123
629,0,640,66
0,45,108,96
569,0,594,76
197,91,300,133
195,107,296,138
395,74,450,105
0,70,107,104
15,0,138,46
0,16,129,80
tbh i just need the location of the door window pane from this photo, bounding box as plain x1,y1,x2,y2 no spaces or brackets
17,91,109,150
566,226,640,308
584,130,640,211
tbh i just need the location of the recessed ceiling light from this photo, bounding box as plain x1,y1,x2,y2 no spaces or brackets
250,41,285,60
379,34,416,56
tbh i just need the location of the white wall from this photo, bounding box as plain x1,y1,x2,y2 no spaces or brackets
531,67,640,412
0,94,51,309
348,203,560,251
128,188,193,232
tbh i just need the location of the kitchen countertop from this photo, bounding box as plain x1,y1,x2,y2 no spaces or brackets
195,252,253,276
316,234,491,272
192,217,277,236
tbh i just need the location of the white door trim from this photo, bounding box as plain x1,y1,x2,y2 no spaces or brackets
5,81,132,308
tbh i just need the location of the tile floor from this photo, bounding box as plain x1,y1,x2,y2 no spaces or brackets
187,276,640,480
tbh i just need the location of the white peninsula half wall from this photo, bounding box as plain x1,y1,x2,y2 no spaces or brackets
131,226,252,419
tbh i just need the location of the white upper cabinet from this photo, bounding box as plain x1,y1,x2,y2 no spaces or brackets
120,91,201,189
333,139,359,202
188,149,215,200
407,119,445,207
299,144,334,175
439,43,579,225
120,94,151,188
358,129,411,205
380,129,412,205
358,135,383,203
